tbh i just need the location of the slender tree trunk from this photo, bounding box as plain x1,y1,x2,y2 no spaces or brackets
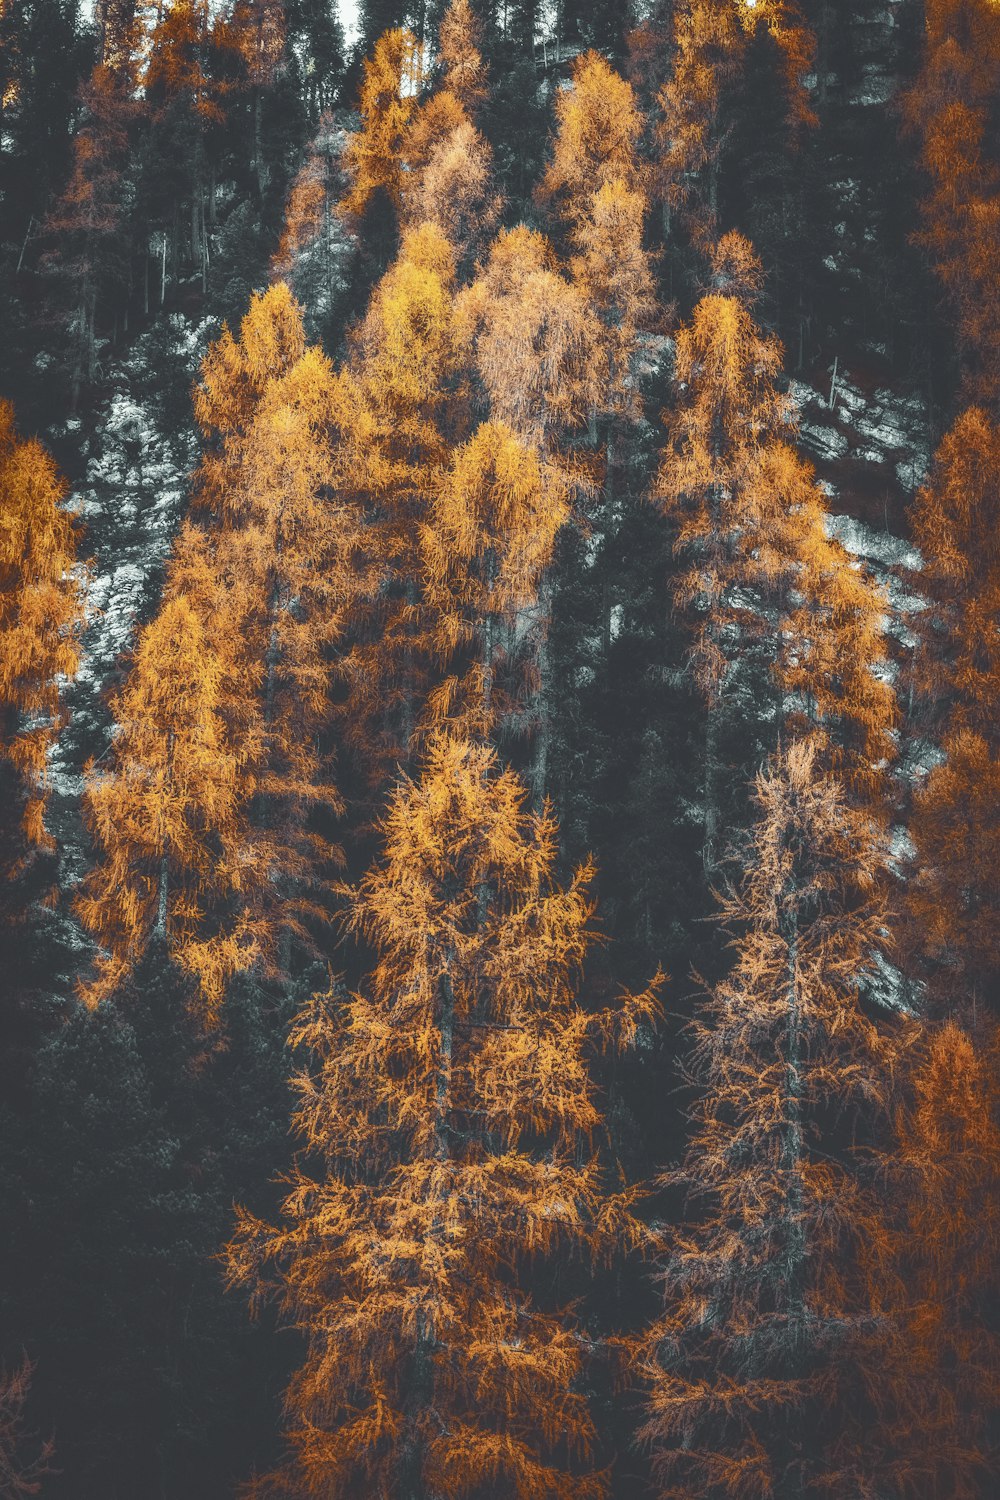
702,698,720,879
781,899,806,1499
156,730,175,938
531,579,553,809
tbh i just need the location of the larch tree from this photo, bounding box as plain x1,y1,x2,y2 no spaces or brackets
188,282,358,987
0,400,82,878
341,27,422,236
437,0,486,117
537,48,655,711
400,89,499,263
0,402,82,1038
902,0,1000,408
861,1018,1000,1500
658,233,894,874
337,220,467,782
640,739,894,1500
654,0,815,247
228,733,661,1500
76,593,250,1020
420,420,572,742
0,1355,54,1499
457,223,598,449
455,223,598,800
538,49,655,432
80,285,357,1015
908,406,1000,1010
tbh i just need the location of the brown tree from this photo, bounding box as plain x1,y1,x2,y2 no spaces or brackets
640,739,894,1499
908,407,1000,1008
658,235,894,872
228,733,661,1500
0,402,82,863
902,0,1000,407
862,1019,1000,1499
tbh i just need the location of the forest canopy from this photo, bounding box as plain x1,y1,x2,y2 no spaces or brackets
0,0,998,1496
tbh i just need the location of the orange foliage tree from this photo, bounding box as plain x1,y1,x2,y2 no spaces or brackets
80,285,356,1015
908,406,1000,1007
336,221,467,781
861,1019,1000,1499
539,50,654,432
0,401,82,866
341,27,422,225
420,421,572,740
76,594,249,1017
455,225,596,798
902,0,1000,406
658,235,895,871
640,739,893,1499
228,733,661,1500
654,0,815,245
397,0,498,261
0,1354,54,1498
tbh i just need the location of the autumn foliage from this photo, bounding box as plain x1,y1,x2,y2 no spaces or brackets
640,740,892,1498
0,401,81,859
228,734,661,1500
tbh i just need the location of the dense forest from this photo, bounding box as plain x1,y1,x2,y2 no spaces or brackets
1,0,999,1495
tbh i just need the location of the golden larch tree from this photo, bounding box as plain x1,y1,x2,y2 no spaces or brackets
341,27,422,223
658,235,895,871
228,733,661,1500
861,1018,1000,1499
456,223,597,448
420,420,572,740
0,401,82,860
539,49,654,428
640,739,894,1500
337,221,467,780
908,407,1000,1007
77,593,250,1018
80,285,356,1014
902,0,1000,406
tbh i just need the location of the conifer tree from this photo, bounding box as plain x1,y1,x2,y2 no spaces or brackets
0,401,81,868
0,1355,53,1497
341,27,422,228
437,0,486,117
908,406,1000,1008
862,1019,1000,1500
457,224,597,447
658,235,894,872
420,420,571,740
902,0,1000,407
654,0,815,247
641,739,893,1499
81,285,355,1014
228,733,660,1500
77,593,250,1016
337,220,466,779
539,49,654,429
